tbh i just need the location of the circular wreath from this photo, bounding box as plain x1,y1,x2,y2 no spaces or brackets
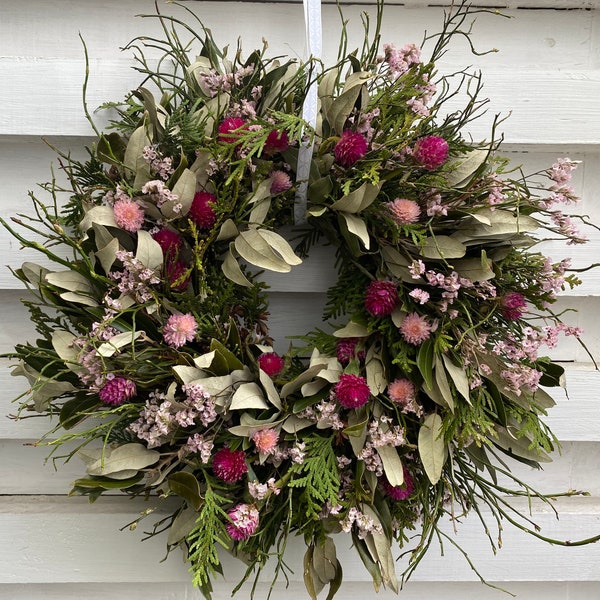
4,3,598,598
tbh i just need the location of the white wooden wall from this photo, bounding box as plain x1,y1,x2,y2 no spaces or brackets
1,1,600,598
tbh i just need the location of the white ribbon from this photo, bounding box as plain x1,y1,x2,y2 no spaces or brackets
295,0,322,224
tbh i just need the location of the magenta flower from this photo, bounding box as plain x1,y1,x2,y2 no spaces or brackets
163,313,198,348
226,503,259,541
258,352,285,377
334,130,368,167
413,136,449,171
399,312,432,345
382,468,415,501
335,374,371,409
212,447,248,483
269,171,292,195
264,130,290,155
152,228,183,260
189,191,217,229
113,199,145,232
252,429,279,455
388,378,416,405
165,260,190,292
365,280,398,317
336,338,365,365
387,198,421,225
99,377,136,406
501,292,527,320
218,117,247,144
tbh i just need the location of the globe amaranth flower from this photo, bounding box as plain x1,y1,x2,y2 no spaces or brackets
113,199,145,232
258,352,285,377
163,313,198,348
165,260,190,292
226,503,259,541
382,468,415,501
399,312,432,345
365,280,399,317
252,428,279,455
217,117,247,144
152,228,183,261
336,338,366,365
263,130,290,155
189,191,217,229
388,378,416,405
269,170,292,195
99,377,136,406
334,130,368,167
212,447,248,483
413,136,449,171
387,198,421,225
335,374,371,408
501,291,527,320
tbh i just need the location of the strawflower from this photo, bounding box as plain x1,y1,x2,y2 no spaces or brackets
163,313,198,348
387,198,421,225
399,313,432,345
113,199,145,232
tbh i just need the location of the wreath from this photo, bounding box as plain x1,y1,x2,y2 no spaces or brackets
3,2,599,598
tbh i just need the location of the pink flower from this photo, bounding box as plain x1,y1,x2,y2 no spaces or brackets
382,468,414,500
387,198,421,225
165,260,190,292
226,503,259,541
212,447,248,483
258,352,285,377
501,292,527,320
113,199,145,232
335,374,370,409
218,117,247,144
163,313,198,348
263,130,290,155
269,171,292,195
413,136,449,171
334,130,368,167
336,338,365,365
99,377,136,406
189,191,217,229
399,312,432,345
365,280,398,317
152,229,183,260
252,429,279,454
388,378,415,405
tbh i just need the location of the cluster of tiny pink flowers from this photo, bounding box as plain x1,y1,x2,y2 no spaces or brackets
425,192,448,217
354,108,381,142
407,74,437,116
315,400,345,430
487,174,506,207
109,250,161,303
550,210,587,244
74,339,104,388
549,158,577,187
143,145,175,180
129,392,174,448
248,478,280,501
367,417,405,449
399,312,432,345
409,259,426,279
501,364,542,396
226,503,260,541
180,383,217,427
198,65,255,97
380,42,421,79
103,185,131,207
98,376,137,406
182,434,214,463
142,180,180,210
228,98,258,120
340,507,384,539
163,313,198,348
409,288,430,305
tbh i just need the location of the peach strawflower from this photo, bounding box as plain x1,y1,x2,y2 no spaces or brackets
252,429,279,455
399,312,432,345
113,199,145,232
163,313,198,348
387,198,421,225
388,378,416,405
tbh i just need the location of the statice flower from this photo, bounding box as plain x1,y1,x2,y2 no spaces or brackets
129,392,174,448
409,288,430,305
380,42,421,79
183,434,214,464
109,250,161,303
487,174,506,207
409,259,426,279
142,180,179,208
550,210,587,244
425,192,448,217
226,503,260,541
341,507,383,539
314,400,345,430
143,145,175,180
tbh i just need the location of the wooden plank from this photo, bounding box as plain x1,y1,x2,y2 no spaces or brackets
0,496,598,584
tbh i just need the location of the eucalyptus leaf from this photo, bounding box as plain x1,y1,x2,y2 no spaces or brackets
313,537,337,583
258,369,283,410
282,414,314,433
135,230,164,272
165,168,196,217
83,443,160,477
222,246,253,287
97,331,143,357
167,507,199,546
45,270,95,293
20,262,49,285
59,291,99,307
421,236,466,260
216,219,239,242
80,206,118,231
235,229,292,272
380,246,414,282
173,365,206,384
445,148,488,187
124,125,152,187
333,321,369,338
377,445,404,487
339,213,370,249
418,413,446,485
452,255,495,282
168,471,203,509
434,355,455,412
95,237,120,274
330,182,381,213
229,382,270,410
442,354,471,404
329,84,362,135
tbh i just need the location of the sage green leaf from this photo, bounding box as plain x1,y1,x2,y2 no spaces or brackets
133,87,164,138
352,533,383,591
45,270,94,293
165,168,196,217
421,235,466,259
390,306,406,329
417,339,435,389
303,546,325,599
434,355,454,412
210,339,244,371
124,125,152,187
216,219,239,242
442,354,471,404
330,182,381,213
494,425,552,463
282,414,313,433
342,71,372,91
453,255,495,282
82,443,160,477
59,394,99,429
365,346,386,395
173,365,205,384
422,379,450,409
80,206,117,231
229,382,270,410
11,362,76,411
361,505,398,592
190,150,214,187
339,212,370,249
20,262,48,285
377,445,404,487
96,237,120,274
97,331,142,357
97,132,127,166
418,413,446,485
346,409,368,456
329,84,362,135
380,246,414,282
445,148,488,187
168,507,199,546
59,291,99,307
222,246,252,287
234,229,292,272
258,229,302,266
532,386,556,410
458,209,539,239
168,471,203,509
313,537,337,583
258,368,283,410
249,198,272,227
135,230,163,272
318,67,339,122
189,56,215,91
308,176,333,204
69,475,143,492
333,320,369,338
